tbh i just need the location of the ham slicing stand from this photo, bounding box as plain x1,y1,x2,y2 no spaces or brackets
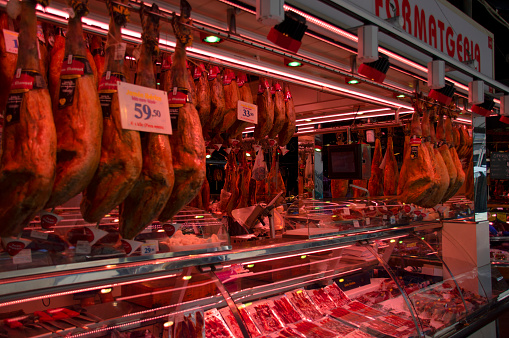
231,191,284,239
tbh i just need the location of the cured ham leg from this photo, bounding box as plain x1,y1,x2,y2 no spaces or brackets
158,0,205,222
383,128,398,196
193,63,210,127
268,81,285,139
254,78,274,141
227,73,253,137
436,114,457,203
220,68,240,133
0,13,17,115
442,115,465,201
81,0,142,223
277,84,296,146
90,35,105,84
207,65,226,132
428,111,450,205
45,0,102,208
119,4,174,239
418,107,440,207
397,111,435,205
367,130,383,197
0,0,57,236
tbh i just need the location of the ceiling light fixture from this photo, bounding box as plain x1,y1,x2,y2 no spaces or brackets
396,94,405,98
286,60,303,67
346,77,360,85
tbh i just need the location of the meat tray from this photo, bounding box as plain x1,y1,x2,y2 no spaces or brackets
292,320,338,338
329,307,373,327
286,289,323,321
317,317,356,335
344,300,387,317
205,308,235,338
270,295,304,325
324,283,350,307
307,288,337,313
271,327,305,338
218,306,255,338
246,300,284,335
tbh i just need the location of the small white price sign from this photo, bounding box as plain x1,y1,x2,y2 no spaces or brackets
3,29,18,54
141,243,157,256
118,82,172,135
237,100,258,124
13,249,32,265
353,220,360,228
76,240,92,255
30,230,49,240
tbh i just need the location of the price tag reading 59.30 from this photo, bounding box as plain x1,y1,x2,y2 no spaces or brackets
117,82,172,135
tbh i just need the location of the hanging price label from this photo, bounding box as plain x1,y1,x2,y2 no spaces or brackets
141,243,157,256
117,82,172,134
3,29,18,54
237,100,258,124
13,249,32,265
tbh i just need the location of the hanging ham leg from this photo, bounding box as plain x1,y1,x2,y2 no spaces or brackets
227,73,253,137
45,0,103,208
158,0,205,222
90,35,105,84
119,4,174,239
81,0,142,223
238,157,252,208
207,65,226,132
428,110,450,205
383,128,399,196
0,0,57,236
254,78,274,141
220,68,240,133
397,110,435,205
193,63,210,127
442,115,465,201
436,114,457,203
367,130,383,197
268,81,285,139
277,84,296,146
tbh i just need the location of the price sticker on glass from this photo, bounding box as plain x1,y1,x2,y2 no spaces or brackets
237,100,258,124
117,82,172,134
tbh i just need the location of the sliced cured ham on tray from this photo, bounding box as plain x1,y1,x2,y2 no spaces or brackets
246,301,284,335
270,295,303,325
307,288,337,313
205,308,235,338
324,283,350,307
317,317,356,335
344,300,387,318
286,289,323,321
293,320,338,338
329,307,373,327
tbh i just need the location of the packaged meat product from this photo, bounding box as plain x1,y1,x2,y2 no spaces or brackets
270,295,303,325
118,4,174,239
81,0,143,223
0,0,57,237
378,314,414,328
205,308,234,338
219,307,245,338
246,301,284,334
324,283,350,307
158,0,205,222
45,0,102,208
344,330,375,338
293,320,337,338
286,289,323,321
254,78,274,141
344,301,386,318
362,318,412,338
317,317,356,335
329,308,372,327
237,305,262,337
307,288,336,313
272,327,305,338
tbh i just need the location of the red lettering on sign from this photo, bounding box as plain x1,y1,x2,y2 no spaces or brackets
464,35,470,62
438,20,445,52
456,33,463,61
488,36,493,49
429,15,437,49
375,0,383,16
402,0,411,35
446,26,455,57
414,6,427,43
475,44,481,72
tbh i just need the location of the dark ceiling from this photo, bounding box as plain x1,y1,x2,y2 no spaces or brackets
447,0,509,85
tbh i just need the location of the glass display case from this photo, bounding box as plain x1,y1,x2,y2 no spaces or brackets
0,202,507,338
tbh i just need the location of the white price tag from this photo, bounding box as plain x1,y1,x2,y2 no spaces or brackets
366,218,370,225
3,29,18,54
145,240,159,252
343,208,350,216
383,214,388,220
13,249,32,264
353,220,360,228
118,82,172,135
30,230,49,240
390,216,396,224
237,100,258,124
141,243,157,256
75,240,92,255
